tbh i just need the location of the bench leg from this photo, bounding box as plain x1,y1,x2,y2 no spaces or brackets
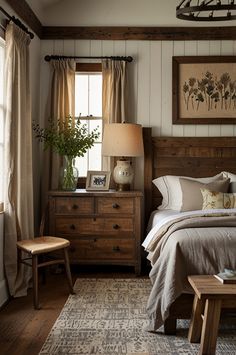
188,294,204,343
63,248,75,294
200,299,221,355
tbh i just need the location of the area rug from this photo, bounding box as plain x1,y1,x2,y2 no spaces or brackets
39,278,236,355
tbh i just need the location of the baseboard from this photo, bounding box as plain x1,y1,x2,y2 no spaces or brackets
0,279,8,307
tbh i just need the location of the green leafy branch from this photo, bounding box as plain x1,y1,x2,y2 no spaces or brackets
33,116,100,158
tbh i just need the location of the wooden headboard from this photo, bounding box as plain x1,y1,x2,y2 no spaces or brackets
143,127,236,225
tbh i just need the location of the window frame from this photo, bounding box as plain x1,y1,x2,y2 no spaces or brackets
75,62,102,187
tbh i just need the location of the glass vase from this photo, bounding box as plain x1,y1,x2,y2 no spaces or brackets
60,156,78,191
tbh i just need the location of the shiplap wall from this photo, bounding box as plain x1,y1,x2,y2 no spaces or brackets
40,39,236,188
41,39,236,134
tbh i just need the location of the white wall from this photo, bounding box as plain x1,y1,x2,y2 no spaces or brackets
40,38,236,189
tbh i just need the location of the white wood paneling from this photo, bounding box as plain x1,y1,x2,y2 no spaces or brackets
161,41,173,136
126,41,138,123
136,41,150,128
150,41,162,136
41,39,236,137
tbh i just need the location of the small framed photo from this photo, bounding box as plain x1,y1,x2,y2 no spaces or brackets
86,171,111,191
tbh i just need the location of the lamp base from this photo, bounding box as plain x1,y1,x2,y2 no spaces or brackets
116,183,130,192
113,160,134,191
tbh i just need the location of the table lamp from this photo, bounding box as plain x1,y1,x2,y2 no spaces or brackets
102,123,144,191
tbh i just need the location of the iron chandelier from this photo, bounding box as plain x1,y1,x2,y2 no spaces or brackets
176,0,236,21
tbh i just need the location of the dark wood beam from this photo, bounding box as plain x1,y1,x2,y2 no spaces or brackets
5,0,42,38
42,26,236,41
4,1,236,41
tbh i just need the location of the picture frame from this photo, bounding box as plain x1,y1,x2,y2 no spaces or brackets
86,171,111,191
172,56,236,124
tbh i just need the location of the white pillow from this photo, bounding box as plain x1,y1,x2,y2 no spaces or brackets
222,171,236,192
152,173,223,211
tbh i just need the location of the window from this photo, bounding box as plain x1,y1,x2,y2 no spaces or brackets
75,63,102,177
0,38,5,203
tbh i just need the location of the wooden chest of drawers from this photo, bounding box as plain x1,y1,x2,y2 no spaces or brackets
48,190,142,274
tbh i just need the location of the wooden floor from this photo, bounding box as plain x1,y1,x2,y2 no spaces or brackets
0,265,144,355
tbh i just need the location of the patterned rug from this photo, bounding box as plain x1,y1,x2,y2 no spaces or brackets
39,278,236,355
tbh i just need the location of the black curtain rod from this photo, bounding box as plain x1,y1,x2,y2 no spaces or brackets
0,6,34,39
44,55,133,62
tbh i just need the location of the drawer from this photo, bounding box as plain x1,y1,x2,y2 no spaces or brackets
54,197,94,214
97,197,134,214
55,217,134,236
68,238,135,261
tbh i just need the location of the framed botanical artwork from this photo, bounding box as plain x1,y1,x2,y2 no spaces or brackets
86,171,111,191
173,56,236,124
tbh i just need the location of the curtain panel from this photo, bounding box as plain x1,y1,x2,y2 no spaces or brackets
4,23,34,297
102,59,128,171
47,59,75,190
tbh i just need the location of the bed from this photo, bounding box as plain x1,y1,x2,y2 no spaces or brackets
142,127,236,334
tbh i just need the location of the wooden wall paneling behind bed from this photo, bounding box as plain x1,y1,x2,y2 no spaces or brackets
142,127,236,334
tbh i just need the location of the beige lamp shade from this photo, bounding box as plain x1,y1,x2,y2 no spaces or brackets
102,123,144,157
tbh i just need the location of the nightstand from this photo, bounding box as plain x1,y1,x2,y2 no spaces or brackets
48,189,143,275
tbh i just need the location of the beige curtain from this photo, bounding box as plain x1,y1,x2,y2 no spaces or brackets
4,23,34,297
102,59,127,124
102,59,128,170
48,59,75,190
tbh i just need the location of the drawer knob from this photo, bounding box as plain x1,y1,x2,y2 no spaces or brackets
112,224,120,230
72,204,79,210
112,203,119,209
112,246,120,252
70,224,76,230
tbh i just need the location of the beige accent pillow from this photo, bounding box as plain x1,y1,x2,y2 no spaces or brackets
153,173,223,211
179,178,230,212
201,188,236,210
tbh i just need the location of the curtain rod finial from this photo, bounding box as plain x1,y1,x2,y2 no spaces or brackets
44,55,50,62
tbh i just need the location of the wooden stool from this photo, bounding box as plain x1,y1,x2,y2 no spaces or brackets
188,275,236,355
17,236,74,309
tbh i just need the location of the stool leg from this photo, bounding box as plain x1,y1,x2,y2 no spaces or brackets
32,254,41,310
188,294,204,343
17,247,22,268
63,248,74,294
200,299,221,355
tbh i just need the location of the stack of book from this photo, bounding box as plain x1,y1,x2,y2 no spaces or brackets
214,269,236,284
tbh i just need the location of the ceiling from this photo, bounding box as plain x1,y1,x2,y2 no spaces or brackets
26,0,236,27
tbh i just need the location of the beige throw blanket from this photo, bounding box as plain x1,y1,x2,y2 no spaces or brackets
145,212,236,331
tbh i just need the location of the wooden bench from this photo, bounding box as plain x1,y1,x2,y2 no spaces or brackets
188,275,236,355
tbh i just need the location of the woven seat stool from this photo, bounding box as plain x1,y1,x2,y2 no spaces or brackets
17,236,74,309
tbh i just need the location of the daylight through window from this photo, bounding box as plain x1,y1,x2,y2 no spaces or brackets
75,63,102,177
